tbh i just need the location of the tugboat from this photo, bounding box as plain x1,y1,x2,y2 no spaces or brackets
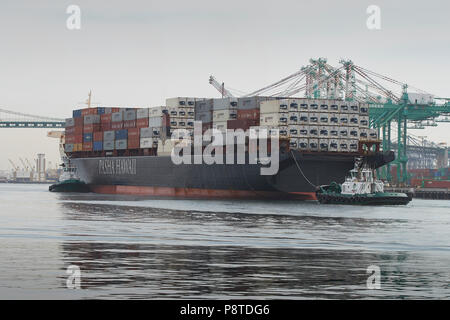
316,160,411,206
49,155,90,193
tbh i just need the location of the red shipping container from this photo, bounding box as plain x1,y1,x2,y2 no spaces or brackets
137,118,149,128
128,128,140,139
237,108,260,120
111,121,124,130
124,120,136,128
102,123,112,131
65,127,75,135
74,134,83,144
65,135,75,143
423,180,450,189
93,124,102,132
74,117,84,127
74,126,83,135
84,123,93,133
227,119,259,130
101,114,112,123
82,142,93,151
111,107,120,113
128,137,140,149
93,132,103,141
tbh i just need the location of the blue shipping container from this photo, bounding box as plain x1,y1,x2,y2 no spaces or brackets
73,109,82,118
98,107,106,115
93,141,103,151
83,133,93,142
115,129,128,140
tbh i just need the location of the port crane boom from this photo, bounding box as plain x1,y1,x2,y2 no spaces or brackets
209,76,234,98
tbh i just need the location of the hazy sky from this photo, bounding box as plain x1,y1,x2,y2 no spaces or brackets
0,0,449,170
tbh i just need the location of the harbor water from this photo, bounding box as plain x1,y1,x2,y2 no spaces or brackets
0,183,449,299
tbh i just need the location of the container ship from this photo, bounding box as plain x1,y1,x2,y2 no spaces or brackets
64,96,394,199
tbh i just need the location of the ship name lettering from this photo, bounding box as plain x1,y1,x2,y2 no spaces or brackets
99,159,136,175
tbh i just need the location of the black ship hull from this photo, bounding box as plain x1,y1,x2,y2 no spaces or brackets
72,150,394,200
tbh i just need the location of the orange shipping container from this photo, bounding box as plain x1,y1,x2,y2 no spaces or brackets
128,137,140,149
74,143,83,152
101,113,112,123
137,118,149,128
128,128,140,138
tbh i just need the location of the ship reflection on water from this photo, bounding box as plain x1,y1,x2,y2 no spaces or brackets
57,200,450,299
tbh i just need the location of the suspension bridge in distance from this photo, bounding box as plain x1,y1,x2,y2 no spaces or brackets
0,108,65,128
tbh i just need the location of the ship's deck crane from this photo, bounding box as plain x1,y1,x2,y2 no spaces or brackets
208,76,234,98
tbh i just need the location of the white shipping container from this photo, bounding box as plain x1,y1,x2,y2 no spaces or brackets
319,139,329,152
288,125,299,138
360,115,369,128
349,140,359,152
309,126,319,137
112,112,123,122
329,139,339,152
329,114,339,125
309,101,319,111
140,127,153,138
349,104,359,114
149,116,164,128
298,125,309,137
359,103,369,115
289,112,298,125
319,113,329,125
212,121,228,132
329,126,339,138
140,137,153,149
288,99,300,111
289,138,298,149
319,126,329,137
349,128,360,139
115,139,127,150
103,130,115,141
339,127,349,138
260,112,289,126
329,102,339,113
136,108,149,119
309,138,319,151
339,113,349,125
298,138,308,150
340,104,350,114
260,99,289,114
299,101,309,111
124,109,137,121
299,112,309,124
149,106,168,117
166,97,190,108
368,128,378,141
349,114,359,126
319,102,329,112
103,141,115,151
359,128,368,140
213,109,237,122
278,126,288,138
309,112,319,124
338,139,349,152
